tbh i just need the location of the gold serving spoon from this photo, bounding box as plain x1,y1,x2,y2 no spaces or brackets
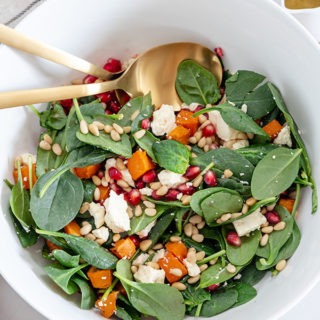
0,42,223,109
0,24,113,80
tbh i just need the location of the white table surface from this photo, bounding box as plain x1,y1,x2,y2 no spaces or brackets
0,0,319,319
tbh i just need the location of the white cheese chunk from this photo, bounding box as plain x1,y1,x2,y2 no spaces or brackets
133,265,165,284
92,226,109,242
89,202,106,228
157,170,187,188
139,187,153,196
20,153,36,165
233,209,267,236
104,190,130,233
273,124,292,147
151,104,176,136
132,253,150,266
136,220,156,239
232,139,250,150
183,259,201,277
152,249,166,263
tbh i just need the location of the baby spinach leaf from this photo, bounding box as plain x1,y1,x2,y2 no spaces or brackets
225,70,265,104
239,263,267,286
45,104,67,130
153,140,190,174
182,284,211,312
223,228,261,266
232,282,257,307
194,289,238,317
117,96,143,127
251,147,302,200
217,177,252,197
190,188,218,216
130,93,153,133
115,260,186,320
175,59,221,105
52,249,80,268
134,130,159,162
37,229,118,269
200,260,242,288
191,148,254,184
72,276,96,309
82,180,96,203
201,189,243,224
182,236,216,256
76,131,132,158
45,263,88,295
31,170,83,231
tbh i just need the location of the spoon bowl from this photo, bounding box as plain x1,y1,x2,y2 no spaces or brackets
0,42,222,109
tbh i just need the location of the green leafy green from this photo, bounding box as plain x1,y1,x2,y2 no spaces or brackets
232,282,257,307
72,276,96,309
52,249,80,268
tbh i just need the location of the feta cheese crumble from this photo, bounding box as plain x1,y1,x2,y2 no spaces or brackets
151,104,176,136
157,170,187,188
183,259,201,277
136,220,156,239
89,202,106,228
274,124,292,147
104,190,131,233
133,265,165,284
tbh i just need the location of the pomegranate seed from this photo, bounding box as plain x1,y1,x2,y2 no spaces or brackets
204,170,217,187
151,190,163,200
103,58,122,73
194,105,204,112
265,210,281,225
110,182,122,195
129,235,140,247
141,118,151,130
108,100,121,114
177,183,196,195
184,165,201,180
202,124,216,137
96,92,113,103
214,47,224,58
83,74,97,84
206,284,220,292
142,170,157,183
60,98,73,109
126,189,142,206
108,167,122,180
165,189,180,201
97,170,104,179
135,179,145,189
226,231,241,247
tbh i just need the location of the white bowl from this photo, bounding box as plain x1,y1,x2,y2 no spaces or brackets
0,1,319,319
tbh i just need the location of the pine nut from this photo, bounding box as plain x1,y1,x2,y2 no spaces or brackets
110,129,121,141
39,140,51,151
192,234,204,243
267,203,276,211
117,179,129,188
181,195,191,205
92,175,101,186
242,204,249,214
260,234,269,247
170,236,181,242
187,275,200,284
145,208,157,217
184,223,193,237
95,238,106,245
140,239,152,251
199,114,207,124
150,182,162,190
80,223,92,235
88,123,100,136
220,213,232,222
80,119,89,134
104,124,113,133
93,121,105,130
226,263,237,273
197,137,206,148
123,126,131,133
134,129,146,139
127,206,133,218
189,215,203,225
113,233,121,242
185,145,192,151
206,137,213,145
196,251,206,261
191,152,197,158
223,169,233,178
231,212,242,219
170,268,183,277
94,187,101,201
261,226,274,234
192,226,199,235
113,123,124,134
192,175,203,187
197,221,206,230
85,233,96,241
156,185,169,196
79,202,90,214
101,177,109,187
172,282,187,291
116,158,126,170
246,197,257,206
130,110,140,121
143,200,155,209
52,143,62,156
199,119,211,130
199,264,208,272
274,221,286,231
194,131,202,141
131,265,138,273
153,243,163,250
275,259,287,272
209,258,218,265
134,205,143,217
189,136,197,144
186,251,197,264
146,262,160,269
43,133,53,144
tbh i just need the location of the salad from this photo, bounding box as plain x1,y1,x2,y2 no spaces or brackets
6,50,317,320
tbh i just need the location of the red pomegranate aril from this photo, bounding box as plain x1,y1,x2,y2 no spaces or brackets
135,179,145,189
165,189,180,201
129,235,140,247
214,47,224,58
194,105,204,113
184,165,201,180
60,98,73,109
141,118,151,130
110,182,123,195
226,231,241,247
142,170,157,183
206,284,220,292
202,124,216,137
265,210,281,225
103,58,122,73
126,189,142,206
151,190,163,200
204,170,217,187
108,100,121,114
83,74,98,84
96,92,113,103
177,183,196,195
108,167,122,180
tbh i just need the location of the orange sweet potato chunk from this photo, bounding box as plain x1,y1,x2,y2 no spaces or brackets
87,266,113,289
158,252,188,283
165,241,188,261
168,125,191,145
262,119,283,139
176,109,199,135
127,150,155,180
